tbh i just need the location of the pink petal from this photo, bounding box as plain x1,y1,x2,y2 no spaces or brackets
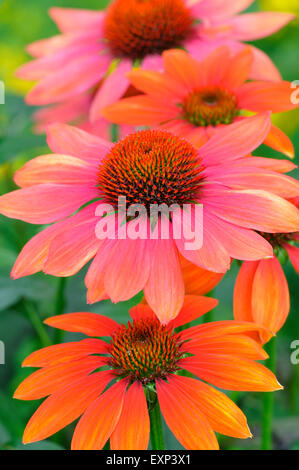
14,154,96,188
203,189,299,233
144,237,184,324
49,7,104,33
26,54,110,105
47,123,112,163
199,113,271,165
189,0,254,20
284,243,299,273
0,184,98,224
226,12,295,41
90,59,132,123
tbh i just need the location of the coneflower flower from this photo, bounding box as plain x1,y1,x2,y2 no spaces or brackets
1,115,299,322
14,297,281,450
102,47,298,157
16,1,294,131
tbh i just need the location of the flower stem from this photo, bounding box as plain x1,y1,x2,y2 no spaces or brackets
54,277,67,343
148,395,165,450
261,336,277,450
23,301,52,347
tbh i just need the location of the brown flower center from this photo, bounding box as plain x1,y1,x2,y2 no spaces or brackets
104,0,195,60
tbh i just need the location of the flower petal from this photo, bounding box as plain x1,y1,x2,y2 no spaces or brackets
49,7,104,32
14,356,105,400
284,243,299,273
169,295,218,329
23,371,112,444
180,256,224,295
237,81,298,113
71,379,128,450
0,184,98,224
45,312,119,337
233,261,258,323
227,12,295,41
22,339,107,368
47,123,112,163
263,124,295,158
168,375,251,438
110,382,150,450
156,376,219,450
200,113,271,165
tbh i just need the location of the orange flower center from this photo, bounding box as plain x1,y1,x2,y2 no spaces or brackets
182,86,239,127
108,319,184,384
103,0,195,60
97,130,204,211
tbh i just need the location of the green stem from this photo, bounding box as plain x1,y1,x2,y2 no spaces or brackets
54,277,67,343
23,301,52,347
110,124,119,143
290,357,299,414
148,395,165,450
261,336,277,450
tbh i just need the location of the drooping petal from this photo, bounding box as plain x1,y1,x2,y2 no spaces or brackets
71,379,128,450
237,81,298,113
251,257,290,336
233,261,258,323
263,125,295,159
22,339,107,368
180,256,223,295
203,212,273,261
226,12,295,41
169,295,218,329
14,356,105,400
49,7,104,33
156,377,219,450
185,334,268,361
203,189,299,233
284,243,299,273
189,0,254,20
0,184,98,224
14,154,97,188
44,312,119,337
199,113,271,165
23,371,113,444
168,375,251,438
110,382,150,450
143,238,184,324
47,123,112,163
180,354,281,391
102,95,177,126
90,59,132,122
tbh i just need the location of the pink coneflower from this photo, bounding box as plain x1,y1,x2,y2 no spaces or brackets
1,115,299,323
103,47,298,157
16,1,294,131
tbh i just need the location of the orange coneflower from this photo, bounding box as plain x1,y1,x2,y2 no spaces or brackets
15,297,281,450
103,47,298,157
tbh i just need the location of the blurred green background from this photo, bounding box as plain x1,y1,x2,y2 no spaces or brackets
0,0,299,450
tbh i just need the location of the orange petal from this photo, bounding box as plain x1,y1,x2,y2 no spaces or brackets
126,68,186,99
180,255,224,295
251,257,290,338
110,382,150,450
263,124,295,159
233,261,258,323
156,377,219,450
71,379,128,450
169,295,219,330
45,312,119,337
222,48,253,89
23,371,113,444
168,375,251,439
22,339,107,367
180,354,282,391
162,49,201,91
14,356,105,400
129,304,157,323
185,334,268,361
284,243,299,273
